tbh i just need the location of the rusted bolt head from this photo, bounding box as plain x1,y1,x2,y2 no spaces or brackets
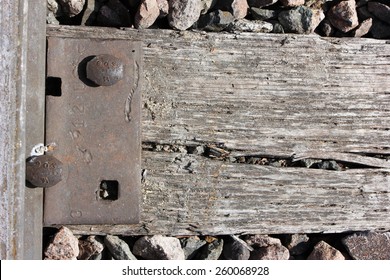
26,155,63,188
86,54,124,86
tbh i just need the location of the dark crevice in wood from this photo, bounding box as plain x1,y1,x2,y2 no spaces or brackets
142,141,388,171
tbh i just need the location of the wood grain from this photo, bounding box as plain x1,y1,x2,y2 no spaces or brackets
48,26,390,235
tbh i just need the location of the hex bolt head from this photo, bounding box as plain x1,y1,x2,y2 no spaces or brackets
86,54,124,86
26,155,63,188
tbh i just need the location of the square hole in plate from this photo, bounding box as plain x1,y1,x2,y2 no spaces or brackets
99,180,119,200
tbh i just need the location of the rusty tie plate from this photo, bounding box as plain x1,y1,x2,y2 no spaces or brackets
44,37,142,225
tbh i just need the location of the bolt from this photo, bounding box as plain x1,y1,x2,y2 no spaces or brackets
26,155,63,188
86,54,124,86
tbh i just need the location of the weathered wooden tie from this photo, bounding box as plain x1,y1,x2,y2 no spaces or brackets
46,26,390,236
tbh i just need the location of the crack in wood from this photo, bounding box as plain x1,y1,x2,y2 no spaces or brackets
142,142,390,171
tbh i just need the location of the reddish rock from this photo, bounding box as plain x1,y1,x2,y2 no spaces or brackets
231,0,249,19
250,244,290,260
327,0,359,32
135,0,160,29
367,2,390,25
307,241,345,260
311,8,325,32
352,17,372,37
44,227,79,260
280,0,305,7
245,235,282,247
217,0,249,19
168,0,202,30
78,236,104,260
245,235,289,260
342,232,390,260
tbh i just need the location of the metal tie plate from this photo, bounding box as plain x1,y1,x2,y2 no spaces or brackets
44,37,142,225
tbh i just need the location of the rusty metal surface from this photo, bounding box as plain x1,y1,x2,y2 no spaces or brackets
44,37,142,225
86,54,124,86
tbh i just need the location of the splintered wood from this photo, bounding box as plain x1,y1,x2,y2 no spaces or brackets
48,26,390,235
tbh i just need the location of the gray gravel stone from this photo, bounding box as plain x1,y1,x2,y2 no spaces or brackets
278,6,323,34
317,160,342,171
44,227,80,260
157,0,169,17
367,2,390,25
133,235,185,260
227,19,273,32
250,244,290,260
58,0,85,17
320,19,335,37
47,12,61,24
250,7,278,20
197,239,224,260
197,10,235,31
247,0,278,8
96,0,131,27
48,0,63,16
327,0,359,32
342,231,390,260
282,234,310,255
78,235,105,260
307,241,345,260
301,158,322,168
168,0,202,30
181,236,207,259
223,238,251,260
280,0,305,7
104,235,137,260
272,22,284,33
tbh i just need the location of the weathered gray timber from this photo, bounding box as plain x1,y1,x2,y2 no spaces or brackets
0,0,28,259
48,26,390,236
